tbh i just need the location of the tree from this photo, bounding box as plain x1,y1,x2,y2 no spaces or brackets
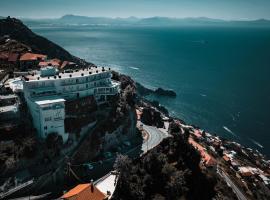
165,170,188,199
168,121,181,134
46,133,63,157
114,154,132,176
22,136,36,158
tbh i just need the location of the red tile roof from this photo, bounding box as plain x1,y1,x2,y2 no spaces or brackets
38,60,60,67
60,61,69,69
0,52,8,60
20,53,47,61
8,53,19,62
193,129,202,138
61,183,107,200
223,155,230,162
189,138,216,167
51,58,61,63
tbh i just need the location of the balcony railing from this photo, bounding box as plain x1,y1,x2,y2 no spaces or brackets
60,75,111,86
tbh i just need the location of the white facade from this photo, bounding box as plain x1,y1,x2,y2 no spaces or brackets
22,66,120,142
23,67,119,101
32,98,67,141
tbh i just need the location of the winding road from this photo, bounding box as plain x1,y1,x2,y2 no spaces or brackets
139,122,169,154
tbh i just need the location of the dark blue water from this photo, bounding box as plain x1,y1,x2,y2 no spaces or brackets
31,25,270,156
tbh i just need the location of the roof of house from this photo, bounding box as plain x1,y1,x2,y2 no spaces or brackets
189,137,216,167
61,183,107,200
136,109,142,120
96,173,117,199
193,129,202,138
60,61,68,69
238,166,259,177
8,53,19,62
223,155,230,162
0,52,9,60
51,58,61,63
20,53,47,61
38,60,60,67
204,155,216,166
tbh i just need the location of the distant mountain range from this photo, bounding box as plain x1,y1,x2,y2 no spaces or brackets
14,14,270,27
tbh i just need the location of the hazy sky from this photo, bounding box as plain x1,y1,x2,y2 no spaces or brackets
1,0,270,20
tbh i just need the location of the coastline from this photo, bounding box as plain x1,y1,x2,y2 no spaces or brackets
1,17,269,199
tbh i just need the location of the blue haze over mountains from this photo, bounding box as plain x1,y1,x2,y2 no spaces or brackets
23,14,270,27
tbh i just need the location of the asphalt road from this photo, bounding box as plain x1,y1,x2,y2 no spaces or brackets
140,122,169,154
218,169,248,200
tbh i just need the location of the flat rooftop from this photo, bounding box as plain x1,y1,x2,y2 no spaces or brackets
95,173,117,199
35,98,65,105
0,105,18,113
0,94,18,100
24,66,110,82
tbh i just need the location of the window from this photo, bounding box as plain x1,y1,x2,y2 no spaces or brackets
76,79,79,83
44,126,47,130
45,117,51,121
86,84,88,88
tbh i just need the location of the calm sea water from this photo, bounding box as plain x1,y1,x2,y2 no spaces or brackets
31,25,270,156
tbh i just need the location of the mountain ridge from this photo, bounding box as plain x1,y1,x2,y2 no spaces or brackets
21,14,270,27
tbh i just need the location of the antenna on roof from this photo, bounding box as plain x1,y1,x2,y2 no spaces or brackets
90,179,94,192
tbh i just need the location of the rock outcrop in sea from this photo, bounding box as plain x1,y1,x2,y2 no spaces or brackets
136,82,176,97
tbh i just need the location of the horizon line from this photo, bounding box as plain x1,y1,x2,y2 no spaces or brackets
2,14,270,21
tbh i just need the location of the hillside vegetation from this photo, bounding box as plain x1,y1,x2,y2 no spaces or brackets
112,122,237,200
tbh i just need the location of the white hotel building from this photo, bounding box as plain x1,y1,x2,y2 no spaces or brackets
22,66,120,142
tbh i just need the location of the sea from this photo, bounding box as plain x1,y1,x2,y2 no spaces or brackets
30,24,270,157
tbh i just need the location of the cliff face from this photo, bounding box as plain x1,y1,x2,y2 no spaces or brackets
0,17,92,65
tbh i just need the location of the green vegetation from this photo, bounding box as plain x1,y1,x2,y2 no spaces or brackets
112,128,217,200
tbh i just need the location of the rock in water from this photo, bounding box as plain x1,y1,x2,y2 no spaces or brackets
154,87,176,97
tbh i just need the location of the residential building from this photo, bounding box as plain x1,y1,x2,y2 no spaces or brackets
0,52,20,73
61,183,108,200
0,94,19,131
19,53,47,69
31,98,66,141
189,137,216,168
38,59,61,68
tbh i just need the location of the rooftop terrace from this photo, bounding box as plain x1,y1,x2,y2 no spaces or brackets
24,66,110,82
